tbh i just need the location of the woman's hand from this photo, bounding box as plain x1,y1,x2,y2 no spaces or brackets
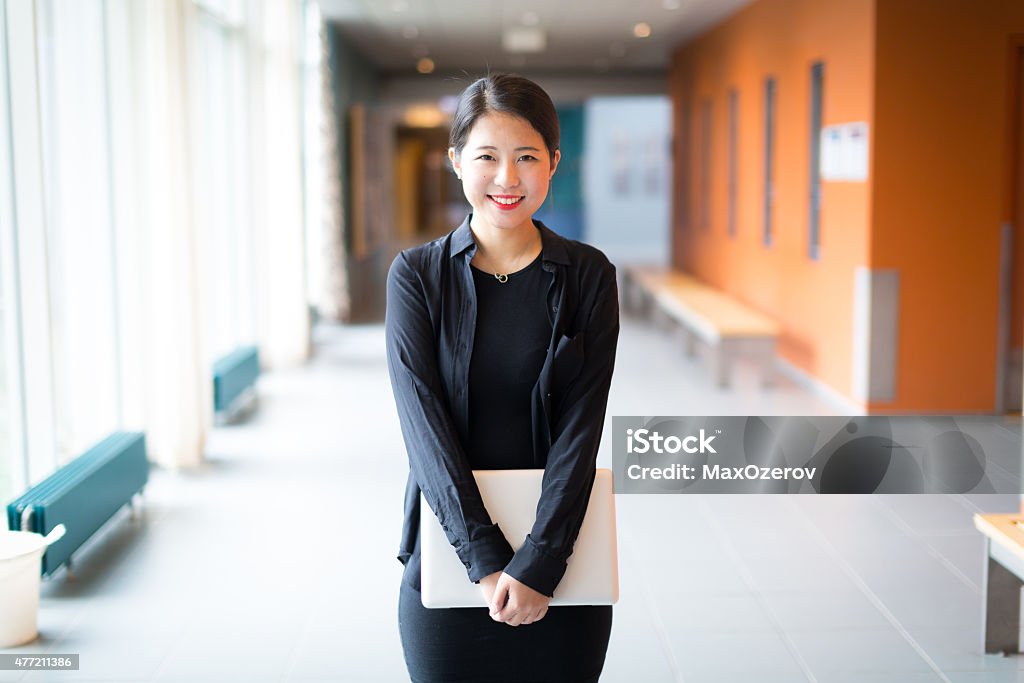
478,570,502,604
487,572,550,626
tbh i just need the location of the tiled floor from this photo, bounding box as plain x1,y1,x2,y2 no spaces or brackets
1,315,1022,682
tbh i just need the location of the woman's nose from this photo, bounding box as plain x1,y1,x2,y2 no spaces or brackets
495,161,519,188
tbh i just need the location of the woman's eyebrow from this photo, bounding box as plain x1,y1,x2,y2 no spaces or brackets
475,145,541,152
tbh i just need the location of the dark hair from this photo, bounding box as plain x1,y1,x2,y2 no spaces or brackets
449,73,559,163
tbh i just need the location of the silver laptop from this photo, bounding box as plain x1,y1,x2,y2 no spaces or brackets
420,468,618,608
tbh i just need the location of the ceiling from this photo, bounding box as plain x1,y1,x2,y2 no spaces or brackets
317,0,753,76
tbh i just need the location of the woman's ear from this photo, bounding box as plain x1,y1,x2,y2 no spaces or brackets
549,149,561,178
448,147,462,180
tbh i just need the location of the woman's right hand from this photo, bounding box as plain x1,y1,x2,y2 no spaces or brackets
478,570,502,605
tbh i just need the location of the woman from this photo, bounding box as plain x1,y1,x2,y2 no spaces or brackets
385,73,619,683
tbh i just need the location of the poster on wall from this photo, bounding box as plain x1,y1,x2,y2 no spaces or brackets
820,122,869,182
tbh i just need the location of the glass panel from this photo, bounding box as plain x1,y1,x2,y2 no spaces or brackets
0,0,26,505
700,100,711,231
196,15,251,365
763,77,776,247
36,0,120,463
303,0,325,310
728,89,738,238
809,62,824,260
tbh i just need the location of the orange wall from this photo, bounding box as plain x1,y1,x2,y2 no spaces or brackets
670,0,875,407
671,0,1024,412
870,0,1024,412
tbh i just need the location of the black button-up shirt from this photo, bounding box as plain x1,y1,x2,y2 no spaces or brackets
385,215,619,598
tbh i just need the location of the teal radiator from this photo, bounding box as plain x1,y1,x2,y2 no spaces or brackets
6,431,149,576
213,345,260,413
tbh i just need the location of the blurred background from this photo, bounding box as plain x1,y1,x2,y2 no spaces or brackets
2,0,1024,681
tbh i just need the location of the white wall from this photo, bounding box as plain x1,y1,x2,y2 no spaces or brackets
582,96,671,266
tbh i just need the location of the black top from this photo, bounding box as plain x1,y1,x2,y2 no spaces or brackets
467,255,552,470
385,215,620,597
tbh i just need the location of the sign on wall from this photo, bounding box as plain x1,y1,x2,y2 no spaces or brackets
821,122,869,182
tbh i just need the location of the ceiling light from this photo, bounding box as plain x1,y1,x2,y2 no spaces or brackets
401,25,419,39
633,22,652,38
403,104,446,128
522,11,540,26
416,57,435,74
502,27,546,53
438,95,459,114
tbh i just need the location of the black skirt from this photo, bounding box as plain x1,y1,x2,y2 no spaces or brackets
398,580,613,683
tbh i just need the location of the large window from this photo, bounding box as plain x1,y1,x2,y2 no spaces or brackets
0,0,25,505
0,0,306,478
36,0,120,464
302,0,326,315
196,0,254,365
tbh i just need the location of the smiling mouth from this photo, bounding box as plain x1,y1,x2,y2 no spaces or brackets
488,195,525,209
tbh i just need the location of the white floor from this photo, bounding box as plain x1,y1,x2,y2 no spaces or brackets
1,315,1022,682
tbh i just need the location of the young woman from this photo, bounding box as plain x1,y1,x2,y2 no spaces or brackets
386,73,619,683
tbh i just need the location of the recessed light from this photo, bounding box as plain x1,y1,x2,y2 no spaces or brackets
502,27,546,53
416,57,435,74
633,22,652,38
403,104,445,127
522,11,540,26
401,25,419,39
438,95,459,114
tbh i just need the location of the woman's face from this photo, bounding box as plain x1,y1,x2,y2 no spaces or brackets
449,112,560,233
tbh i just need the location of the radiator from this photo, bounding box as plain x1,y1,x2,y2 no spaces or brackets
5,431,149,576
213,345,260,413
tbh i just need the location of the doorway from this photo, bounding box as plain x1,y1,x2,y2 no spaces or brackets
1000,42,1024,413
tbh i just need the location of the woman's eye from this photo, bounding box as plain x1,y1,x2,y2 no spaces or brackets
518,155,537,162
476,154,495,161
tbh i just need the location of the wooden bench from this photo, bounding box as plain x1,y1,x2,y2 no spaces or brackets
623,267,781,388
974,513,1024,654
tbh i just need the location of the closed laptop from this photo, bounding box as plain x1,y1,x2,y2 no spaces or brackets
420,468,618,608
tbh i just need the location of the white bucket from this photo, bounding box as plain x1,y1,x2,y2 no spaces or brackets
0,524,65,648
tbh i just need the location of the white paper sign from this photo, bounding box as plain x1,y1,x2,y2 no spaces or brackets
821,122,869,182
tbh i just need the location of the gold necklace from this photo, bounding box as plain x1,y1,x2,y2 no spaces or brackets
491,239,539,284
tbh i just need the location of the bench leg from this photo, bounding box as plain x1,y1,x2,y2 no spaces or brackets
984,553,1022,654
684,330,698,358
713,348,733,388
759,356,776,389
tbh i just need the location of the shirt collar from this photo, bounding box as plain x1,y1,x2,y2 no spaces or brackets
450,213,570,265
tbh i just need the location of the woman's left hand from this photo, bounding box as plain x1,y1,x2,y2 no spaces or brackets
488,573,550,626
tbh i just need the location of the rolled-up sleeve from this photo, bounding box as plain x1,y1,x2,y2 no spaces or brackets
385,252,515,583
503,261,619,597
